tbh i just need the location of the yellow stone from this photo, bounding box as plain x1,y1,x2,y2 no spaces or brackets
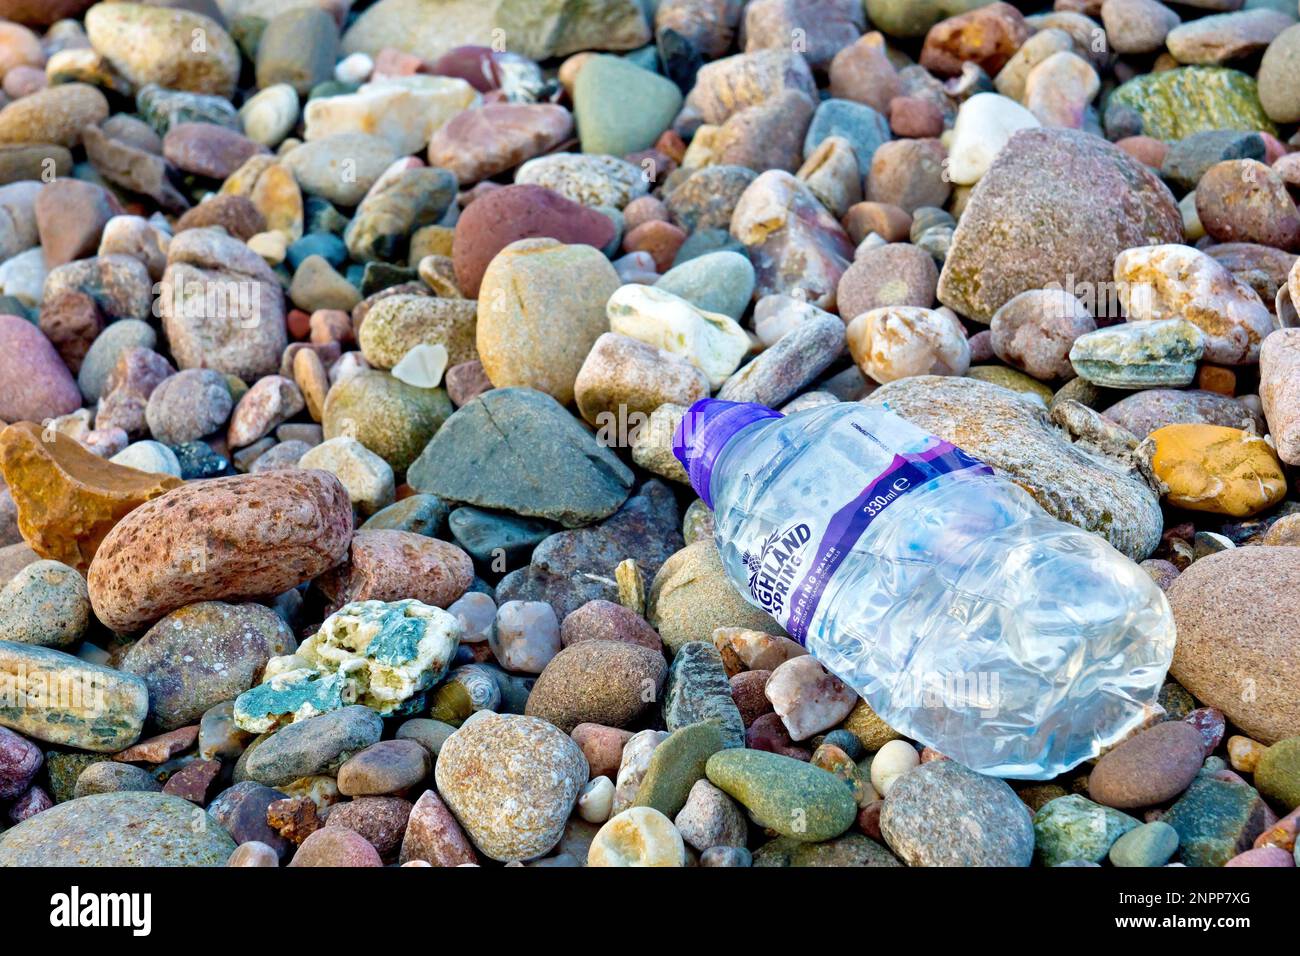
588,807,686,867
966,365,1055,405
841,699,902,752
0,422,183,572
1147,424,1286,517
410,224,455,261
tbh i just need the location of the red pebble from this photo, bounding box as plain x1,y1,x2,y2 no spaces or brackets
1184,707,1226,756
888,96,944,139
372,47,426,78
623,220,687,273
746,712,811,761
857,799,884,840
287,308,311,340
1115,136,1168,169
8,785,53,824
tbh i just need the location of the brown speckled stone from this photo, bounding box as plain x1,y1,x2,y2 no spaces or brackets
314,529,472,613
560,599,662,652
937,128,1181,323
327,795,412,862
525,640,667,734
1088,720,1205,809
398,789,476,866
1169,546,1300,744
730,669,773,727
435,713,588,862
570,723,632,780
87,470,353,633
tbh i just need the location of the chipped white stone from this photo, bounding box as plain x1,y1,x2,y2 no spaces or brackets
607,284,751,388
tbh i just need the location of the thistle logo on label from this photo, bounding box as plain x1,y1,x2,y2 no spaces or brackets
743,523,812,617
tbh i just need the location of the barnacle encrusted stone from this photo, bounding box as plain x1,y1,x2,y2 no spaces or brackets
234,599,460,732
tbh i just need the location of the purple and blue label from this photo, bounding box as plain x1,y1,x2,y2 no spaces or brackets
772,440,992,645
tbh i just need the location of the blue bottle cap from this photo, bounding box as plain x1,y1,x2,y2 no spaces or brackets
672,398,783,509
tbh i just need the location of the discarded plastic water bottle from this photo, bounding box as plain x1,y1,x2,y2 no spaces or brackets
673,398,1176,779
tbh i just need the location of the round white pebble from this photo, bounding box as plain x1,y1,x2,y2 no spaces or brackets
870,739,921,797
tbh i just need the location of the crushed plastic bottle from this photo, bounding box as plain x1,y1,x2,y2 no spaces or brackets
672,398,1176,779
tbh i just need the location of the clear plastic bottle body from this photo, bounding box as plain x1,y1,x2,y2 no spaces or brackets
707,402,1175,779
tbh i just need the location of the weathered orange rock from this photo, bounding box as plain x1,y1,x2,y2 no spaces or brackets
0,421,182,572
315,529,472,613
1146,424,1287,517
87,469,353,633
112,725,198,763
919,2,1030,78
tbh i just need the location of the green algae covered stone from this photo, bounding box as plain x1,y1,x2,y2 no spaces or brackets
1104,67,1278,142
1162,774,1274,867
1033,794,1139,866
1254,737,1300,811
0,641,148,752
633,721,726,818
1069,318,1206,389
234,599,461,733
705,748,858,842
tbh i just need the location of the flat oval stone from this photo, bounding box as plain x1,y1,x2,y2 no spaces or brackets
245,704,384,788
1069,319,1206,388
525,640,667,733
0,791,236,865
428,102,572,185
705,747,857,842
1088,720,1207,809
163,122,267,179
337,739,431,796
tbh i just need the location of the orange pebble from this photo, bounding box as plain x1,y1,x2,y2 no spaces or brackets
1196,365,1236,396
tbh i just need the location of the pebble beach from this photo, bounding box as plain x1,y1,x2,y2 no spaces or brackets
0,0,1298,871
